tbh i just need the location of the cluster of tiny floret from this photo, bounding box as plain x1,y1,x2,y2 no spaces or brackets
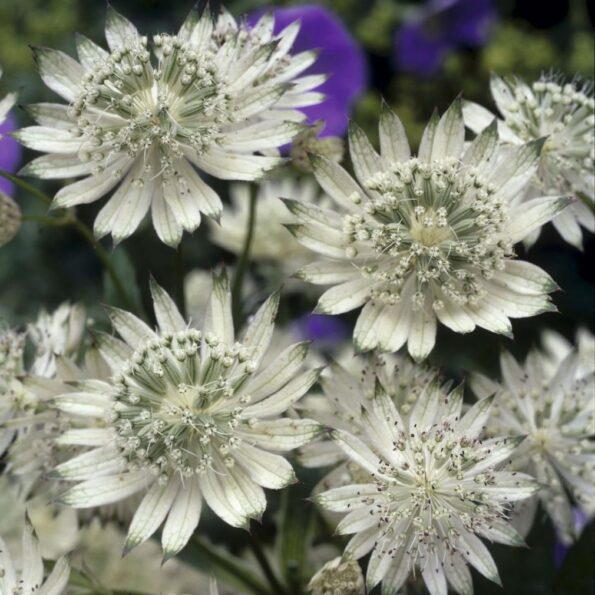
360,414,515,564
110,329,260,483
70,33,230,183
341,157,513,310
500,77,595,195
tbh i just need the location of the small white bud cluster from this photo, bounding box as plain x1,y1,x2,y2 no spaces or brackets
307,557,365,595
0,191,21,247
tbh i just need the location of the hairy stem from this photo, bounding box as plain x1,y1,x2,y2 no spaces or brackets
231,184,257,325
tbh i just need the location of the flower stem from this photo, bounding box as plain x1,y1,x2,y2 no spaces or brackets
174,241,187,318
231,184,257,325
182,536,272,595
249,534,286,595
0,169,52,205
6,171,135,312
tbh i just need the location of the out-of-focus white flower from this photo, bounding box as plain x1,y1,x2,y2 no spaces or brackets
16,6,324,246
541,328,594,379
0,67,16,126
307,556,364,595
0,522,70,595
211,176,329,277
472,348,595,544
299,353,439,490
70,519,208,594
464,74,594,249
28,302,87,378
290,99,567,361
316,382,538,595
0,191,21,247
51,273,321,559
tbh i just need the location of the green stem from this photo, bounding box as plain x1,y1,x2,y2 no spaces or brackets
174,241,187,318
8,171,136,312
182,536,272,595
231,184,257,325
71,219,136,312
249,535,286,595
0,169,52,205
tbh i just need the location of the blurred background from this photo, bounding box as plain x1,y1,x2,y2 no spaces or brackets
0,1,593,592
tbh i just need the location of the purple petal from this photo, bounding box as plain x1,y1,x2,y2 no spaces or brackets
394,0,495,76
292,313,348,350
554,508,591,568
248,5,367,137
0,112,23,196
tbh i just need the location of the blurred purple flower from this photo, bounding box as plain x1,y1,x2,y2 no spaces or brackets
292,313,348,351
248,5,367,137
394,0,495,77
0,112,22,196
554,508,590,568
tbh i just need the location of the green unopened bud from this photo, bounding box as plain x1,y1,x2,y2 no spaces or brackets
0,191,21,247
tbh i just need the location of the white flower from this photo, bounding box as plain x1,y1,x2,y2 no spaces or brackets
16,6,323,246
28,302,87,378
71,519,208,594
211,176,328,277
0,522,70,595
290,99,568,360
307,556,364,595
472,348,595,544
0,191,21,247
464,74,595,249
541,327,594,379
316,382,539,595
0,67,16,127
299,353,438,489
51,272,322,559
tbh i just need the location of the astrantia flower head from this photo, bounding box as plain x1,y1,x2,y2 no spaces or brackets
472,348,595,544
316,382,539,595
291,99,568,360
0,67,22,196
464,74,595,248
16,5,324,246
51,273,321,559
299,353,438,488
0,522,70,595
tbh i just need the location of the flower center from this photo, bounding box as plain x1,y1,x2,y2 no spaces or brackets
111,329,257,482
71,34,230,178
341,158,513,308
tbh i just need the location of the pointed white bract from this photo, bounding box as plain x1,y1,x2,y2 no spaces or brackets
0,67,17,127
307,556,365,595
28,302,87,378
211,177,329,277
0,522,70,595
16,6,324,246
292,99,566,360
464,74,594,249
299,352,439,488
316,382,539,595
51,272,321,559
472,345,595,544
